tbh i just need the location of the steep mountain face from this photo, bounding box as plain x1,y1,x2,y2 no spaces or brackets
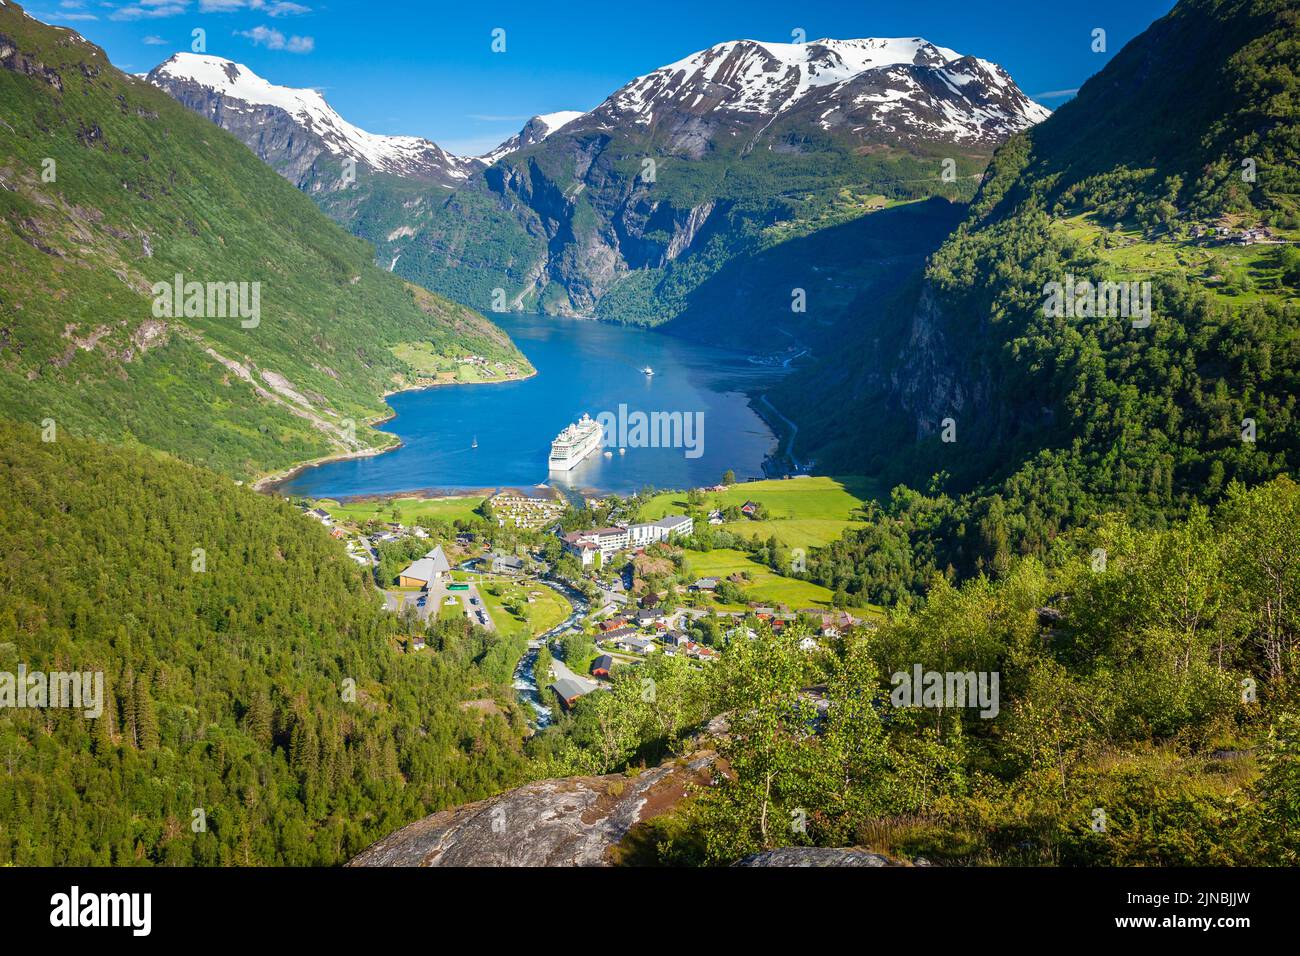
147,53,478,191
0,4,529,481
773,0,1299,561
367,37,1048,345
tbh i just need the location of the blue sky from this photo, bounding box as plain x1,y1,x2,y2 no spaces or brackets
33,0,1176,155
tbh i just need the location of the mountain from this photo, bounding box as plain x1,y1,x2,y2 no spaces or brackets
576,37,1049,151
153,36,1047,348
0,4,530,482
773,0,1300,580
370,37,1048,346
481,111,586,166
147,53,478,191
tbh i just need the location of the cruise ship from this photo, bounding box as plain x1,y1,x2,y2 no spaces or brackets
548,413,604,471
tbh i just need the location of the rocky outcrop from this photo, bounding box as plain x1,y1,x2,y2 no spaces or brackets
735,847,907,867
348,750,719,867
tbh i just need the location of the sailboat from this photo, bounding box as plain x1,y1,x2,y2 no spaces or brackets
642,366,655,377
471,435,478,449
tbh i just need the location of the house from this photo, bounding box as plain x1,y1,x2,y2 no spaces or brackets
626,514,694,547
662,630,689,647
411,638,427,652
618,635,657,655
683,641,718,661
690,577,719,593
708,510,724,526
820,610,859,637
550,676,596,711
306,507,332,526
799,636,820,652
639,590,665,609
397,545,452,589
635,608,664,625
740,501,759,518
602,627,640,642
491,553,525,574
599,618,628,633
330,528,346,540
591,655,614,678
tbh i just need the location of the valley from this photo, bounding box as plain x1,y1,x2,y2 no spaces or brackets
0,0,1297,890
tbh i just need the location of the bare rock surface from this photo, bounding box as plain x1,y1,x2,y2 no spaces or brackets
348,752,717,867
735,847,906,867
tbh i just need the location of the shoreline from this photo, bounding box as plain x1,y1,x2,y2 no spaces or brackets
253,314,806,500
251,365,537,495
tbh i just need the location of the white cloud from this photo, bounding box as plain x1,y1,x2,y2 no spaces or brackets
109,2,189,21
199,0,311,13
142,34,168,44
235,25,314,53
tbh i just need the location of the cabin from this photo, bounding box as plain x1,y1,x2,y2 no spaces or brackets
550,676,595,711
591,655,614,678
397,545,451,589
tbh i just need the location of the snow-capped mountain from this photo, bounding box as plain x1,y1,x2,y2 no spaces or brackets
146,53,477,190
573,37,1049,150
481,111,586,165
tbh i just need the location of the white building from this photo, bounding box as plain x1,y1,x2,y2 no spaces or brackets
626,514,694,548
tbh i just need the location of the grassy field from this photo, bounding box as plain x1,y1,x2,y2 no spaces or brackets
316,495,487,526
467,575,572,641
1057,213,1300,308
683,548,882,619
640,476,876,550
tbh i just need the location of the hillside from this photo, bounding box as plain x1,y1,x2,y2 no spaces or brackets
773,0,1300,581
0,3,530,482
0,417,533,865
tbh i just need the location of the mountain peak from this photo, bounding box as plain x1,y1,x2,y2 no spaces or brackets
481,110,587,164
147,52,475,184
595,35,1048,146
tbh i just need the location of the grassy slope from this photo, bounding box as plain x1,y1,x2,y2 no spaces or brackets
639,476,877,549
0,4,530,481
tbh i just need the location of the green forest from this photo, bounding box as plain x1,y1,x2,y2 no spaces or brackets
0,419,532,865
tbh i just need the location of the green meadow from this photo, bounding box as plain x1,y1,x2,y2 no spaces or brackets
640,476,877,549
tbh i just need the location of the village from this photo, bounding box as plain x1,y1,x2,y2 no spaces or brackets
296,475,876,720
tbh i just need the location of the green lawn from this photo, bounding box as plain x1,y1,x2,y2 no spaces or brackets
683,548,882,619
469,575,572,641
316,495,487,526
640,476,877,550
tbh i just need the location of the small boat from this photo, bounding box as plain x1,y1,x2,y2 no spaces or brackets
618,447,626,455
642,366,654,377
471,436,478,449
603,450,613,458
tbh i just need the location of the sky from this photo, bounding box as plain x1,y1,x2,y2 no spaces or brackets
29,0,1177,156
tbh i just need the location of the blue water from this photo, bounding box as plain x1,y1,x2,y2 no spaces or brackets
278,313,785,498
